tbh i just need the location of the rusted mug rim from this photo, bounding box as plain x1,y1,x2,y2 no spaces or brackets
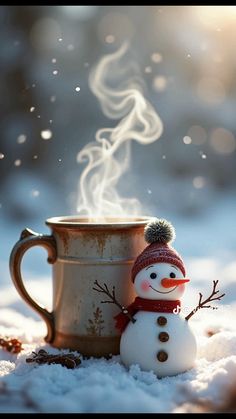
46,215,154,229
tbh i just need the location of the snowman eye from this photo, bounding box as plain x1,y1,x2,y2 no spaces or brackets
150,272,157,279
170,272,176,278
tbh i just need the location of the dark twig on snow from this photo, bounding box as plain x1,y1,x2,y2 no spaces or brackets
93,280,136,323
26,349,81,369
185,280,225,321
0,337,23,353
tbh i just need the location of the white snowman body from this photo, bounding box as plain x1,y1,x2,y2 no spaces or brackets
120,311,197,377
120,262,197,377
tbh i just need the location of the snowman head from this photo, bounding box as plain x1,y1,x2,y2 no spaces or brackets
132,218,189,300
134,262,189,300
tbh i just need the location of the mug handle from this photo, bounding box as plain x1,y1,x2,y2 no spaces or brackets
9,228,57,343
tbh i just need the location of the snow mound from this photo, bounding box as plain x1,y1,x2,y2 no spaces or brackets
198,332,236,362
0,294,236,413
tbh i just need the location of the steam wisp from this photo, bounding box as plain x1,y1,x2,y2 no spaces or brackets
77,43,163,219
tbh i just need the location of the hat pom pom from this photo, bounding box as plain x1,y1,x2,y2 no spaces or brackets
144,218,176,244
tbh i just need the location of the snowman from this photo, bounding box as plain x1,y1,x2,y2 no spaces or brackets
114,218,197,377
93,217,225,377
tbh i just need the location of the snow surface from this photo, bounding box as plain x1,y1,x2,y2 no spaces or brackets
0,192,236,413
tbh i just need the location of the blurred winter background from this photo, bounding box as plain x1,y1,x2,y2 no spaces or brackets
1,5,236,413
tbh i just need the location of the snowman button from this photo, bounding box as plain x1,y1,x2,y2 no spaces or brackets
158,332,169,342
157,350,168,362
157,316,167,326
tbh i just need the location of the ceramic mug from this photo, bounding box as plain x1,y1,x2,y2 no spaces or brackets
9,216,151,357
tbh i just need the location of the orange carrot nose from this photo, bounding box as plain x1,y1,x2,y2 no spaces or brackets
161,278,190,288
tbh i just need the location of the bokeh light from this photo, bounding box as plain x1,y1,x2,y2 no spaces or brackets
187,126,207,145
193,6,236,30
210,128,236,155
193,176,206,189
183,136,192,145
152,76,167,92
40,130,53,140
30,17,62,50
151,52,163,63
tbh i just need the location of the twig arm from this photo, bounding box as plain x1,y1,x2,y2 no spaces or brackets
93,280,136,323
185,280,225,321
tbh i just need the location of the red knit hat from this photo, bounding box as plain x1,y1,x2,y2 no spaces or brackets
131,218,186,282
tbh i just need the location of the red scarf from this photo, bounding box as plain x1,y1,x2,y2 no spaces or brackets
114,297,181,333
